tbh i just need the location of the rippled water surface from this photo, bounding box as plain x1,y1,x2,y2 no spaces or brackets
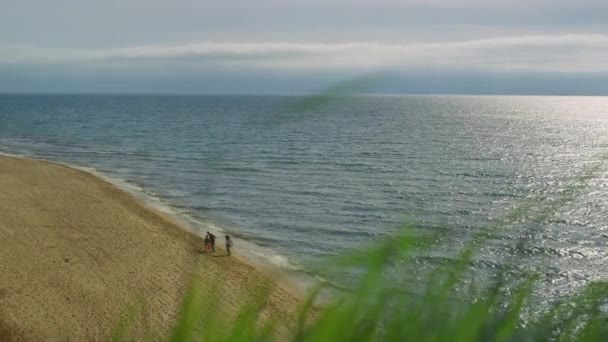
1,94,608,295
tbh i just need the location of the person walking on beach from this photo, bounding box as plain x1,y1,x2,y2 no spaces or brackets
207,232,217,252
225,235,233,256
204,234,211,253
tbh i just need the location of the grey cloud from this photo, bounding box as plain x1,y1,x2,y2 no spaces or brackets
2,0,607,94
3,35,607,73
2,0,607,47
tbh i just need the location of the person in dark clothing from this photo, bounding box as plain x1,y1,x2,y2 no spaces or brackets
203,235,211,252
207,232,217,252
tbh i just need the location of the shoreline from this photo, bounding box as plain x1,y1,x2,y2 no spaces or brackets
0,151,319,295
0,154,308,340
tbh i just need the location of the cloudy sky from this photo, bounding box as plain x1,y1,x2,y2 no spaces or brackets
2,0,608,94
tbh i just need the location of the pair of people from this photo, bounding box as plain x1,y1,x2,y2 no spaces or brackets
204,232,216,252
203,231,233,256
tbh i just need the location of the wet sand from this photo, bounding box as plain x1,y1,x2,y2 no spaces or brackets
0,155,302,340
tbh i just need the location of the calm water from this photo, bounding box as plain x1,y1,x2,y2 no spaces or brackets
2,94,608,297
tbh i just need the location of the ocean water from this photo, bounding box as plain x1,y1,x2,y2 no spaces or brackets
1,94,608,297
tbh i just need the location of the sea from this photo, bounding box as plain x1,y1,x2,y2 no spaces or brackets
1,94,608,300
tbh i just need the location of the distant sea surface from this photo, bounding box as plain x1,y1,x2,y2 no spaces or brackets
2,94,608,298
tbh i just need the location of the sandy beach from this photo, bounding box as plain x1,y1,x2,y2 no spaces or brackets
0,155,302,341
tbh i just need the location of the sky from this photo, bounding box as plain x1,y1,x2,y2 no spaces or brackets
1,0,608,94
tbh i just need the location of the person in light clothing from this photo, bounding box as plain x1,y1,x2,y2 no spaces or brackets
225,235,233,256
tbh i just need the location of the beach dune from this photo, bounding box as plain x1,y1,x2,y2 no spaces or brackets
0,155,300,340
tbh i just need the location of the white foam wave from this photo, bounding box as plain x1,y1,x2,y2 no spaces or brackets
0,150,27,158
245,248,302,271
68,161,305,276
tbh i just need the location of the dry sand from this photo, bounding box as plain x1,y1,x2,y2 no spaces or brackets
0,155,303,341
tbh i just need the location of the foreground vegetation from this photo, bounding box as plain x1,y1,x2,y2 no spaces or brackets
109,230,608,341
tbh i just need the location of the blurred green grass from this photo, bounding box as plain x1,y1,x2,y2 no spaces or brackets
113,233,608,341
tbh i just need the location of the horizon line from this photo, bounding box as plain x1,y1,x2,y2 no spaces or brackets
1,91,606,97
